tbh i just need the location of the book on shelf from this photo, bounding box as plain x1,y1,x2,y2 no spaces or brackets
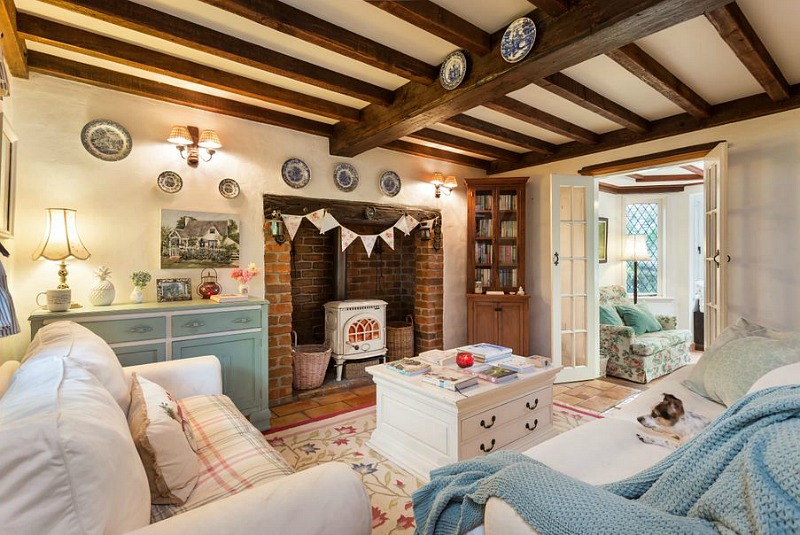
210,294,249,303
385,358,431,376
456,343,513,363
464,364,518,384
421,369,479,391
417,349,457,367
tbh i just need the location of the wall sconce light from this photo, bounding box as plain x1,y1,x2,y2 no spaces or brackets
269,210,286,244
432,172,458,198
167,125,221,167
32,208,91,289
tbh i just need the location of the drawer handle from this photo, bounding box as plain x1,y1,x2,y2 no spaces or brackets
525,419,539,432
480,415,496,429
128,326,153,334
480,439,496,453
184,321,206,328
232,318,252,324
526,398,539,411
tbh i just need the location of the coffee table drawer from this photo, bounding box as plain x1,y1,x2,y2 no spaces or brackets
172,309,262,337
462,410,553,458
461,386,552,441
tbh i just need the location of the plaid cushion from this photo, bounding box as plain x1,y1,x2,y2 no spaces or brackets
151,395,293,523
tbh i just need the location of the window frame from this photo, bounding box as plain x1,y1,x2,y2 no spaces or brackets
621,195,666,298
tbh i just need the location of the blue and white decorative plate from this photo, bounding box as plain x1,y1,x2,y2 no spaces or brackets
501,17,536,64
218,178,240,199
439,50,467,91
333,163,359,192
81,119,133,161
379,171,401,197
281,158,311,189
157,171,182,194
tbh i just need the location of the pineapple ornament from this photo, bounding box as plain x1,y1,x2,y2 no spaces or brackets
88,266,116,306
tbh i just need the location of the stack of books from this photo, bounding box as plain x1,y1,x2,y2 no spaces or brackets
421,369,478,391
456,343,512,363
465,363,518,384
417,349,457,367
210,294,248,303
385,358,431,376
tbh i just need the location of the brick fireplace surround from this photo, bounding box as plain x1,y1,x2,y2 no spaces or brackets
263,195,444,405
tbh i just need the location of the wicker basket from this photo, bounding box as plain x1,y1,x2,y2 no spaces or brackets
291,332,331,390
343,357,382,380
386,315,414,361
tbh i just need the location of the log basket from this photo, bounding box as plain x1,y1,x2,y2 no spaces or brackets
386,315,414,361
291,331,331,390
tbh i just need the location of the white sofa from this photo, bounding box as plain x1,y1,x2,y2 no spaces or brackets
0,321,371,535
482,360,800,534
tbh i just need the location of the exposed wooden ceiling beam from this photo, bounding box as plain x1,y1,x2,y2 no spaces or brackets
368,1,491,56
198,0,436,85
706,2,789,102
628,173,702,182
0,0,28,78
37,0,393,106
407,128,521,161
535,72,650,133
27,51,333,137
485,96,599,144
526,0,572,18
578,143,720,176
18,14,359,123
600,182,702,194
442,114,556,155
607,44,711,118
330,0,732,157
681,164,704,174
381,140,490,170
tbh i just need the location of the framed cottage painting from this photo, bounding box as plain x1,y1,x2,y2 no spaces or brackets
161,209,240,269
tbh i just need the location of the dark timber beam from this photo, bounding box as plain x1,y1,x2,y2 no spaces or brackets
331,0,732,157
706,2,789,102
535,72,650,133
28,52,333,138
682,164,704,174
526,0,571,18
579,143,720,176
368,1,491,56
0,0,28,78
600,182,702,194
382,140,490,170
607,44,711,118
485,96,599,144
37,0,394,105
199,0,437,84
628,173,703,182
442,114,556,155
408,128,522,161
18,14,360,123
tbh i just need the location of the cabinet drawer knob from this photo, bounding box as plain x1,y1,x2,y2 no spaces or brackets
480,439,496,453
480,415,496,429
494,307,502,312
526,398,539,411
128,326,153,334
525,419,539,432
184,321,206,328
232,318,252,324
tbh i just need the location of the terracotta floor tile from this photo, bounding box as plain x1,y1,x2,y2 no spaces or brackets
554,393,585,406
271,399,320,417
604,385,642,400
553,385,572,395
586,379,616,390
315,391,359,404
269,412,310,429
304,401,352,418
578,395,620,413
352,385,377,396
345,393,376,407
565,385,603,400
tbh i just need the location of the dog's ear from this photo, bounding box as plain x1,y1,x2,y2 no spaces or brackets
663,393,679,401
664,396,685,418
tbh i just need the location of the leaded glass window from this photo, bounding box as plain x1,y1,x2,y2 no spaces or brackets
625,202,659,295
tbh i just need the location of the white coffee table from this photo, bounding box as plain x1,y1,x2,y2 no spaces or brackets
366,362,562,480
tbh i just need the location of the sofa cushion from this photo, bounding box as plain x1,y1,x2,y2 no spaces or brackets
0,356,150,534
615,303,662,335
630,329,692,357
0,360,19,398
129,374,200,505
151,394,294,523
22,321,131,412
599,304,624,326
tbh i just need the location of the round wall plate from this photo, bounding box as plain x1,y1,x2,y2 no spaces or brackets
379,171,401,197
439,50,467,90
81,119,133,161
157,171,182,193
219,178,240,199
501,17,537,63
333,163,359,192
281,158,311,188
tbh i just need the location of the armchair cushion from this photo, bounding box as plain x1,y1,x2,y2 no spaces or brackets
615,303,662,335
630,330,693,357
599,304,624,326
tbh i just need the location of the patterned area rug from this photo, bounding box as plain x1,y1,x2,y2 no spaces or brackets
265,404,601,534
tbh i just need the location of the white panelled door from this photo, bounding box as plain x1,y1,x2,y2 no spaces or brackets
551,175,599,383
703,142,729,348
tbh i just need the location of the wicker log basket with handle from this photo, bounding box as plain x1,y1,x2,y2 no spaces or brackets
386,315,414,361
291,331,331,390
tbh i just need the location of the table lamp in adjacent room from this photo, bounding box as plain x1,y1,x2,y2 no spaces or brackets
32,208,91,290
622,234,650,304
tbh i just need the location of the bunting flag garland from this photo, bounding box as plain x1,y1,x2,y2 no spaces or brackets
340,227,359,251
360,235,378,257
380,227,395,250
393,215,410,236
281,214,305,241
305,208,327,230
320,212,339,234
403,214,420,233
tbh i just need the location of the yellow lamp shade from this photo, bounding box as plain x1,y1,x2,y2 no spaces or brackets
443,175,458,189
167,125,193,145
431,172,444,186
32,208,91,261
198,129,222,149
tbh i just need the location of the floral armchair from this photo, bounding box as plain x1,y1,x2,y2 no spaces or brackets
599,285,692,383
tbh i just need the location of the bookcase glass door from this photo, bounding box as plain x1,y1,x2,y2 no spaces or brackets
474,188,494,289
497,188,519,289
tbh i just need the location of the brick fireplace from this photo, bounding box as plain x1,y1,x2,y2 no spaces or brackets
263,195,444,405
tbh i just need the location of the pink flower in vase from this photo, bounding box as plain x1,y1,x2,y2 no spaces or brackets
230,263,260,284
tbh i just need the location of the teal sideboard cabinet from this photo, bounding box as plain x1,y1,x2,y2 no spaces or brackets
29,298,271,430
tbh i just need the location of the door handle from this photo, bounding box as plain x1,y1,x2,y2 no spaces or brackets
480,439,496,453
713,250,720,266
553,252,559,266
525,419,539,431
494,307,502,312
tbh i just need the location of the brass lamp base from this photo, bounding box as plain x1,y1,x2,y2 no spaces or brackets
57,260,70,289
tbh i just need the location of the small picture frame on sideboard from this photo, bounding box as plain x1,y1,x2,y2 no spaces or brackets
156,278,192,302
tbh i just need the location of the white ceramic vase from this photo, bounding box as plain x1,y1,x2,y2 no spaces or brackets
238,283,249,296
89,266,115,306
130,286,144,304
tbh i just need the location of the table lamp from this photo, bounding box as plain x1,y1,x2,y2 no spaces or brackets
622,234,650,304
32,208,91,289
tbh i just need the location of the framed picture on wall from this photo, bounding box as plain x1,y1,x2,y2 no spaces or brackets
0,114,18,238
598,217,608,264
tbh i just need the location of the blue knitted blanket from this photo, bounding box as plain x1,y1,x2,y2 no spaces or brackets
412,386,800,535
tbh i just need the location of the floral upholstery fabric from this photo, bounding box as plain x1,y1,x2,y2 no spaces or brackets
599,285,692,383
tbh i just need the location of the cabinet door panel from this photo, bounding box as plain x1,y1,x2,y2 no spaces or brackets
498,303,523,355
114,343,166,367
173,333,264,414
470,301,497,345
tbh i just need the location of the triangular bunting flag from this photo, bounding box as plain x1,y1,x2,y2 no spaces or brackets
305,208,327,230
340,227,359,251
380,227,395,250
394,215,410,236
404,214,420,233
281,214,305,241
320,212,340,234
361,235,378,257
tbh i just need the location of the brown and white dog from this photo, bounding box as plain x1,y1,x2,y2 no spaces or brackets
636,393,711,449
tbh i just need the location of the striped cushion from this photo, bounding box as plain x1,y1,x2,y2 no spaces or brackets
151,395,293,523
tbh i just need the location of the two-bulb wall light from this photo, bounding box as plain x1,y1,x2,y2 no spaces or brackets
167,125,221,167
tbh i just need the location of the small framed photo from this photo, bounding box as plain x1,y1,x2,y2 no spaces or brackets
156,278,192,302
